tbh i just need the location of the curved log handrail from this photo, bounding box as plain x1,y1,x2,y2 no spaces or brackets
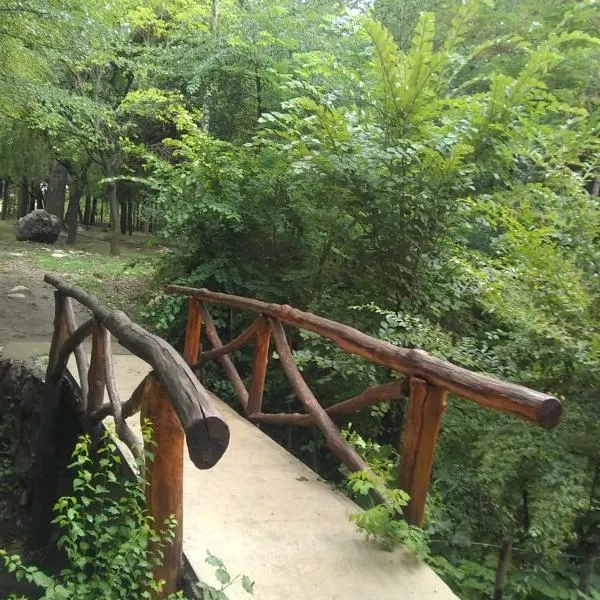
165,285,561,428
45,274,230,469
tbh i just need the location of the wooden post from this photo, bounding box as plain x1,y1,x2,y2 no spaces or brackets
47,292,67,378
248,317,271,415
398,377,447,526
87,321,106,416
142,374,184,598
183,297,202,365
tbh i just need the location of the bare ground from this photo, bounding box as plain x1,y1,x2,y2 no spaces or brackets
0,218,161,357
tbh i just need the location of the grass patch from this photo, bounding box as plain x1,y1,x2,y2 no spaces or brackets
0,218,165,322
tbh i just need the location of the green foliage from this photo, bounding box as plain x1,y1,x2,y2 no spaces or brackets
2,0,600,597
0,424,254,600
347,470,429,556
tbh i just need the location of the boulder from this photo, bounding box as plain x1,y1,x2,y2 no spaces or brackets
15,210,61,243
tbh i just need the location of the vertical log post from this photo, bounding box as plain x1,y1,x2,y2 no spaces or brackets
183,297,202,365
247,317,271,415
46,292,68,377
87,321,106,418
143,297,199,597
142,374,184,598
398,377,447,526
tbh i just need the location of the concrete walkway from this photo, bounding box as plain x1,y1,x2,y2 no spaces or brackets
3,344,456,600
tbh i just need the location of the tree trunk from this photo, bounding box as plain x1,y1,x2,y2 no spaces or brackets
119,197,127,234
493,539,512,600
579,543,597,595
66,179,84,245
46,161,68,221
592,177,600,197
91,195,97,226
29,182,36,212
17,175,29,218
127,198,133,235
83,194,92,228
108,181,120,256
1,178,10,219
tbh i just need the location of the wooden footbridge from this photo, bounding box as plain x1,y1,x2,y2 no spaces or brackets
31,274,562,599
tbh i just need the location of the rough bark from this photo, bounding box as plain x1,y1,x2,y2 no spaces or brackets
17,175,28,218
45,274,230,469
46,161,68,221
166,286,561,428
66,178,83,245
493,539,513,600
1,177,10,219
108,180,120,256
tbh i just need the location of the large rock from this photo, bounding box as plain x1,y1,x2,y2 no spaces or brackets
15,210,61,243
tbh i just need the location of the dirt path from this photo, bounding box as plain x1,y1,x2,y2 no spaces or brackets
0,250,69,344
0,219,159,360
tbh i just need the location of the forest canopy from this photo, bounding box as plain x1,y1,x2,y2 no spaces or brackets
1,0,600,598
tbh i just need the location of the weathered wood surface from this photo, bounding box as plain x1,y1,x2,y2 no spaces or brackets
398,378,448,526
142,373,184,598
248,317,271,415
87,321,106,416
198,303,249,411
183,297,202,365
102,327,143,459
269,318,369,473
249,380,408,426
45,274,229,469
190,319,258,367
62,296,89,402
165,285,561,428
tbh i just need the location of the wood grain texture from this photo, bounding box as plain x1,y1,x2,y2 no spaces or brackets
189,319,258,368
248,380,408,425
46,291,67,378
165,285,561,428
248,317,271,415
269,318,369,473
87,321,106,416
183,297,202,365
198,303,249,412
398,377,447,526
45,274,229,469
142,373,184,598
102,327,143,459
62,295,89,403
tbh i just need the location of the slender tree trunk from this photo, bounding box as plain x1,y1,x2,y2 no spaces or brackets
592,177,600,197
493,539,512,600
119,197,127,234
580,543,597,595
1,178,9,220
210,0,219,34
99,196,104,225
256,70,263,120
46,161,68,221
108,181,120,256
91,195,97,226
17,176,28,218
29,182,36,212
66,179,84,245
127,198,133,235
83,194,91,228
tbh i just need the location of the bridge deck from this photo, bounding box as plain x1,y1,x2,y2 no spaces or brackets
5,343,456,599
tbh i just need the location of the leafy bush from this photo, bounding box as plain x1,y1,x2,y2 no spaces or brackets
0,424,254,600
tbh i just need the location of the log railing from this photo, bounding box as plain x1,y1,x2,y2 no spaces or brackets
166,285,562,527
37,275,230,597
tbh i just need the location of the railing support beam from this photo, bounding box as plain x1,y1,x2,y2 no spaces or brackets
398,377,447,527
142,373,184,598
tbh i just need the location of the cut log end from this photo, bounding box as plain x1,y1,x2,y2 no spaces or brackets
185,417,230,469
537,396,562,429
